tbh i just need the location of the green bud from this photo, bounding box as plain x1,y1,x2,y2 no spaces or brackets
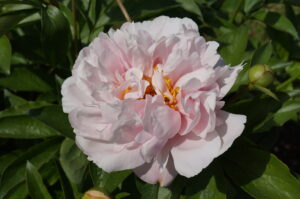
248,64,274,87
82,190,110,199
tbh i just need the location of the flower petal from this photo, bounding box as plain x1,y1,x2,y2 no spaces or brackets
76,136,145,172
171,132,221,178
216,110,246,155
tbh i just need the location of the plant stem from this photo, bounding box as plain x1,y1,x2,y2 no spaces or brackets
116,0,131,22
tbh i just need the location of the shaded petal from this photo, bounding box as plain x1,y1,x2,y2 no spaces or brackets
134,153,177,186
216,110,246,155
171,132,221,178
76,136,145,172
216,65,243,98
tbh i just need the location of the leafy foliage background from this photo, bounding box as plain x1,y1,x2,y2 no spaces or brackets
0,0,300,198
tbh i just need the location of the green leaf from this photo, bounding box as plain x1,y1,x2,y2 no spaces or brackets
251,42,273,66
0,101,51,118
253,9,299,40
0,35,11,74
0,138,61,198
4,90,27,106
136,178,159,199
0,116,60,139
56,161,76,199
35,105,74,139
26,161,52,199
274,99,300,125
175,0,203,21
0,67,52,92
220,26,248,65
0,152,20,179
4,182,27,199
223,144,300,199
221,0,243,13
0,9,37,36
59,138,88,184
41,5,71,66
243,0,262,14
185,161,227,199
89,162,132,193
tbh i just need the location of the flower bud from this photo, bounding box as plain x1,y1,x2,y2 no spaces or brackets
248,64,273,87
82,190,110,199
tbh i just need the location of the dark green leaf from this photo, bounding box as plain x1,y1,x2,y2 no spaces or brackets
251,42,273,66
0,116,60,139
89,162,132,194
26,161,52,199
59,138,88,184
0,35,11,74
243,0,262,14
253,9,299,40
223,145,300,199
0,138,61,198
0,152,20,179
136,178,159,199
4,90,27,106
175,0,203,21
0,101,51,118
220,26,248,65
0,67,52,92
41,5,71,66
274,99,300,125
4,182,27,199
185,161,227,199
56,161,76,199
0,9,37,36
35,105,74,139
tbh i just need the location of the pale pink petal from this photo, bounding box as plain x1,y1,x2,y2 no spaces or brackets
61,77,90,113
216,111,246,154
76,136,145,172
134,152,177,186
216,65,243,98
171,132,221,178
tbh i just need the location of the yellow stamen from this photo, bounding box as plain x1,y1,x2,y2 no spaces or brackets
120,87,131,99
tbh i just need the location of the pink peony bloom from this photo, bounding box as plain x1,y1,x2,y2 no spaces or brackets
61,16,246,186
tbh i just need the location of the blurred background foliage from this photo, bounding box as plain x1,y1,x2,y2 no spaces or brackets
0,0,300,198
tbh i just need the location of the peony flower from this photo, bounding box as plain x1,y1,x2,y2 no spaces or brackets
61,16,246,186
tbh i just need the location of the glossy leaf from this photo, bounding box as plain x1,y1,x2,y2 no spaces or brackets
56,161,76,199
274,99,300,125
243,0,262,14
220,26,248,65
0,35,11,74
89,162,132,194
0,101,51,118
223,144,300,199
41,5,71,66
176,0,203,21
251,42,273,66
0,138,61,198
35,105,74,139
136,179,159,199
0,9,36,36
59,138,88,184
185,161,227,199
0,67,52,92
0,116,60,139
26,161,52,199
254,9,299,40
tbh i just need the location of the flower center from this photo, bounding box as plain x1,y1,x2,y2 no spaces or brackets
120,75,179,110
162,76,179,110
